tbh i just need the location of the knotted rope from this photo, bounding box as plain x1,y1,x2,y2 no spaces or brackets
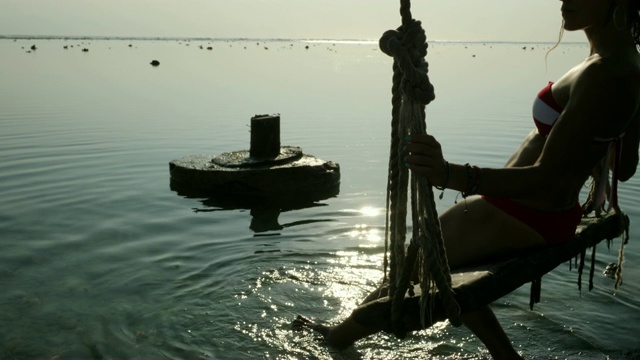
379,0,461,338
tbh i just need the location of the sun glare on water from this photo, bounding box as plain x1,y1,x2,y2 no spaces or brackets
340,207,384,246
359,206,381,217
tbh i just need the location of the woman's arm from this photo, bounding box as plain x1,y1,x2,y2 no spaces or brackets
405,137,556,201
406,61,639,201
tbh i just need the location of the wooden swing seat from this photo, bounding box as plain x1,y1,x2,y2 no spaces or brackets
351,211,627,333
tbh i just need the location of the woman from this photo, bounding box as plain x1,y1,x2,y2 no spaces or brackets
295,1,640,359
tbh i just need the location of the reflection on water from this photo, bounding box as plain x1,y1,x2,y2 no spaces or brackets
1,37,639,359
193,199,336,234
175,178,340,233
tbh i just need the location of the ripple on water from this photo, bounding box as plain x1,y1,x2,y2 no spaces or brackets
1,39,639,358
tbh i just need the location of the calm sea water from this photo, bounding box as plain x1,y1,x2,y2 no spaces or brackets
1,37,639,359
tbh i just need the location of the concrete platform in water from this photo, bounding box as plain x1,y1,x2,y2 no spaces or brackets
169,114,340,207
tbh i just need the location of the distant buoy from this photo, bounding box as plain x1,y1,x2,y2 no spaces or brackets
169,114,340,207
150,60,160,66
30,44,37,51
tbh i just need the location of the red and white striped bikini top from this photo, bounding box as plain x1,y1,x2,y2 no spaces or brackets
532,81,562,136
532,81,623,211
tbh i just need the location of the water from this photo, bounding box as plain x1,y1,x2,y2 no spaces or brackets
1,37,639,359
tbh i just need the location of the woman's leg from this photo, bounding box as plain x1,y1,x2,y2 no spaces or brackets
462,306,524,360
295,195,545,356
293,315,382,350
437,195,542,358
292,284,390,349
439,195,547,269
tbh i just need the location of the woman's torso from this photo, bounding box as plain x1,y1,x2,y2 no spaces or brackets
504,53,640,211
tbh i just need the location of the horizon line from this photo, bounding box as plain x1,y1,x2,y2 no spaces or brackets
0,34,588,45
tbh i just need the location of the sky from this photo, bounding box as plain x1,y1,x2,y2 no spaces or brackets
0,0,585,43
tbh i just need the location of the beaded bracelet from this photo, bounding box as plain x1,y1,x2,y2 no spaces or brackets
462,163,481,198
434,161,450,190
434,160,450,200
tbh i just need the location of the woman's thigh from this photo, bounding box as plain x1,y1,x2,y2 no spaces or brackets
439,195,547,269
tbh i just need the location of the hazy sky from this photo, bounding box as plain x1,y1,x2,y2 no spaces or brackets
1,0,585,42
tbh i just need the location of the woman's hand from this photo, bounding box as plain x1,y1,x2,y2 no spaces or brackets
405,134,448,187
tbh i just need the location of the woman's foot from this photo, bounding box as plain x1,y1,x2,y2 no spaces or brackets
292,315,380,349
292,315,331,337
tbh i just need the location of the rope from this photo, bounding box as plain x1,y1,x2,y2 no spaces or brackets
380,0,461,338
528,169,631,309
532,138,631,311
578,138,630,292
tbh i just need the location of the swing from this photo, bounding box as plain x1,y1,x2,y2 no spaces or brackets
360,0,631,337
351,211,628,333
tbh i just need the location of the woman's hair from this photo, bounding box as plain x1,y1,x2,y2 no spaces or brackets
611,1,640,48
547,2,640,60
628,1,640,48
544,22,565,67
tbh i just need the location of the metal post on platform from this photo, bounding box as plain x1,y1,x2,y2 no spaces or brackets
250,114,281,158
